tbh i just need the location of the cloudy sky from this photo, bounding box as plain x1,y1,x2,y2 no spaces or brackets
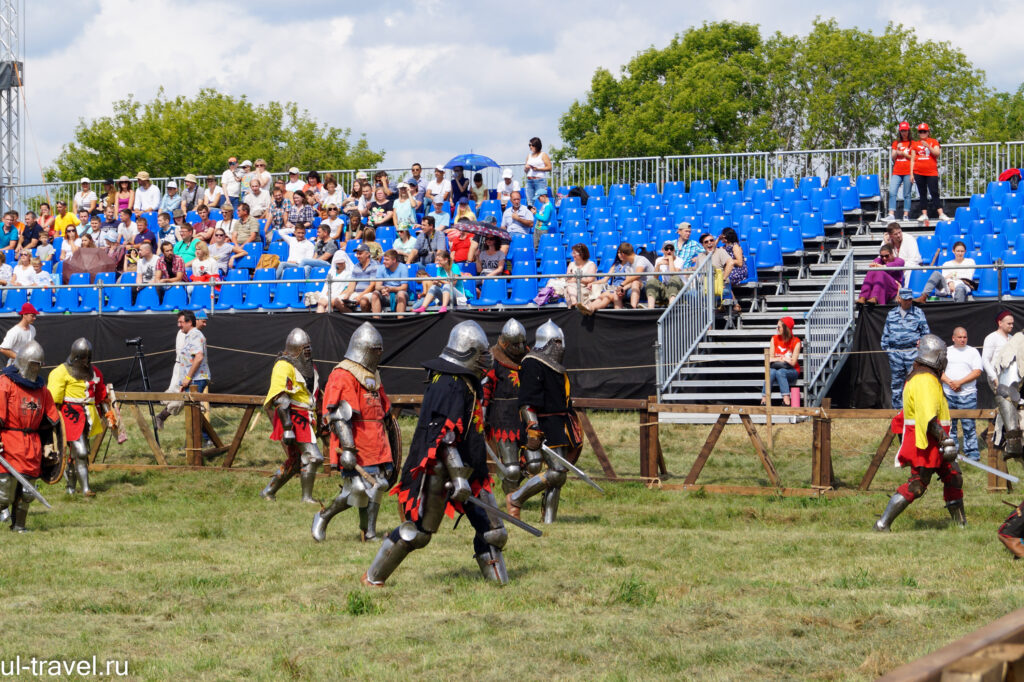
18,0,1024,182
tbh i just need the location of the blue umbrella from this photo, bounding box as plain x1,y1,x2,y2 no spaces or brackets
443,153,500,171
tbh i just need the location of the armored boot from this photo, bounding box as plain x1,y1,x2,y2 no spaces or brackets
260,467,295,501
542,486,562,524
363,522,431,587
299,463,319,504
10,487,31,533
874,492,911,532
475,547,509,585
311,491,351,542
361,502,383,542
64,459,77,495
946,499,967,528
506,473,549,518
74,457,93,497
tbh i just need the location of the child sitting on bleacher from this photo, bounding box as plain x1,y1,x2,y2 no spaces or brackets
35,232,54,263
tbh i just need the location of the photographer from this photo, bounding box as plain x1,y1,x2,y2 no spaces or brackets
407,215,447,267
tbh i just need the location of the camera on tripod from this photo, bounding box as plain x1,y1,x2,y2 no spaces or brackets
125,337,143,347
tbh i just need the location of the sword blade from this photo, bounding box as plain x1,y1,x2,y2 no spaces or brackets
463,494,543,537
541,443,606,494
484,442,511,479
959,455,1020,483
0,452,52,509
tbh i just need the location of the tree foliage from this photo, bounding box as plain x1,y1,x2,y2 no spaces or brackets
47,88,384,181
558,19,1001,159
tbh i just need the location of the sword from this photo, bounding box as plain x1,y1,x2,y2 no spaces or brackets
484,442,511,479
462,493,543,537
0,451,52,509
541,443,605,494
958,455,1020,483
353,463,380,489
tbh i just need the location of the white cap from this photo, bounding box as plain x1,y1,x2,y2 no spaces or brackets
435,164,445,172
166,180,177,188
80,177,90,184
240,160,252,167
288,167,300,174
502,168,513,179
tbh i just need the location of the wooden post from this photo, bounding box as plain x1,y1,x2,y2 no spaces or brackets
986,427,1012,493
859,425,896,491
639,400,653,478
184,387,203,466
577,409,617,479
739,413,781,487
685,413,728,484
811,398,834,489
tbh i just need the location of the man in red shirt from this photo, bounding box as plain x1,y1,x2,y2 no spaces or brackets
311,322,400,543
911,123,950,223
0,341,60,532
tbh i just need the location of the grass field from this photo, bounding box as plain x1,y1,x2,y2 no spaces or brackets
7,409,1024,680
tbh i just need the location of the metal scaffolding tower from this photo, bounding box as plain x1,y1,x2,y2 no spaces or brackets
0,0,23,213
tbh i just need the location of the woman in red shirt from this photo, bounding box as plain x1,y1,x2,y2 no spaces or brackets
911,123,949,223
761,316,801,406
886,121,915,221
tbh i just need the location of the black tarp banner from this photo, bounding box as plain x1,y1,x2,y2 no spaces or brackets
836,301,1024,408
0,310,659,400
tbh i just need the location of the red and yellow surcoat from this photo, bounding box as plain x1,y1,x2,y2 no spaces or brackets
891,370,951,469
47,363,108,441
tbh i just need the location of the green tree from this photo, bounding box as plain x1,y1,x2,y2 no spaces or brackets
558,19,991,159
46,88,383,181
974,85,1024,141
557,21,779,159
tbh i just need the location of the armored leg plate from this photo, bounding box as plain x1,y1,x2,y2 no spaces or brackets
874,492,911,532
75,457,93,497
364,524,429,585
542,486,562,524
311,492,351,542
362,502,382,541
506,472,549,512
260,468,294,501
475,547,509,585
946,499,967,528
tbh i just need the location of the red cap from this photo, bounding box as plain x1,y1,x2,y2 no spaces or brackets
998,310,1013,324
780,316,795,331
917,122,930,132
898,121,910,131
18,303,39,316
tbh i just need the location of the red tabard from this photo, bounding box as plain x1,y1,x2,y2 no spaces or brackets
0,375,59,477
891,410,951,469
322,368,392,468
269,407,315,443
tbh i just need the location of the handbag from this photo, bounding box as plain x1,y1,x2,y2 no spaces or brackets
256,253,280,270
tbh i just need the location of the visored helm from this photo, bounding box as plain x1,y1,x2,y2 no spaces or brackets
498,317,527,362
534,319,565,364
916,334,947,373
283,327,314,378
345,322,384,374
15,340,44,383
440,320,491,378
66,337,93,381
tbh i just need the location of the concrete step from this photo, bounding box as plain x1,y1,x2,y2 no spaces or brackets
682,353,772,363
674,378,806,388
697,340,774,350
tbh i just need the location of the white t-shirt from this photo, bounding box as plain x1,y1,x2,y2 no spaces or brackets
221,169,241,198
31,270,53,287
1,324,35,365
244,190,271,217
136,254,161,284
944,344,983,397
208,242,234,273
117,220,138,244
285,180,305,193
279,229,315,263
496,179,521,204
133,184,161,212
10,264,34,286
190,257,220,279
74,190,97,212
426,179,451,201
204,186,224,207
983,330,1010,388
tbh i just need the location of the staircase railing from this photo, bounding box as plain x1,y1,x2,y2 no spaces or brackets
656,257,715,399
803,250,856,405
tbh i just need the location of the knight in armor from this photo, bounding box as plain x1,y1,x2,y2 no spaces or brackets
363,320,510,586
261,328,323,503
874,334,965,532
482,318,528,498
991,331,1024,461
312,322,401,543
0,342,60,532
506,319,583,524
47,338,116,496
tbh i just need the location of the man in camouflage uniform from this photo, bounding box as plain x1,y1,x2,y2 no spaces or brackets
880,288,930,409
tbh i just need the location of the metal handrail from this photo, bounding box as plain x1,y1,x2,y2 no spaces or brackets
803,251,855,405
655,257,715,398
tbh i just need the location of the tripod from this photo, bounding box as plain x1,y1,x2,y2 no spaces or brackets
123,340,160,446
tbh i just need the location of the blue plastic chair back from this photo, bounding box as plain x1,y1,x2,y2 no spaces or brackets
771,177,795,200
1004,220,1023,244
662,181,686,198
838,187,860,212
635,183,658,197
821,198,844,225
608,184,631,198
156,285,189,311
127,286,160,312
103,273,133,312
264,268,302,309
743,178,767,201
827,175,852,197
1005,193,1023,214
856,174,881,199
767,214,790,240
471,277,506,306
778,226,803,254
808,187,829,212
754,240,783,270
243,268,275,309
215,269,248,310
583,184,604,197
974,267,1010,298
799,176,823,199
714,179,738,198
988,206,1008,228
799,212,825,240
907,269,934,297
916,235,939,264
982,234,1008,259
28,287,53,313
970,194,992,215
988,181,1010,205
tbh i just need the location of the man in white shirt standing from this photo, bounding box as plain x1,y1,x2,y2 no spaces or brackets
941,327,983,461
425,165,451,205
0,303,37,365
983,311,1014,390
221,156,242,210
496,168,521,209
132,171,161,218
284,167,304,194
276,223,316,278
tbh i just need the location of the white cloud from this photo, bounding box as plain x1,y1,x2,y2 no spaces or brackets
18,0,1024,185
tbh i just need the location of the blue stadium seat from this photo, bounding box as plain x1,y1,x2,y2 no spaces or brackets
1004,220,1023,244
827,175,852,198
838,187,861,212
66,273,96,313
974,267,1010,298
767,214,790,240
583,184,604,197
636,193,663,210
662,181,686,198
856,175,881,199
743,178,767,201
185,284,214,312
934,221,958,249
242,269,275,310
209,209,224,221
267,241,288,261
155,285,188,312
969,219,994,247
799,176,823,199
754,240,783,271
28,287,54,314
539,259,564,276
788,200,811,223
982,234,1008,260
1005,193,1023,215
643,205,667,222
970,194,992,216
778,226,803,254
264,268,303,310
715,179,738,197
635,183,657,197
988,181,1010,206
799,212,825,241
738,214,761,241
988,206,1008,228
820,199,844,225
215,269,249,310
589,217,613,234
699,203,724,219
126,286,159,313
560,196,582,210
103,274,133,312
807,187,829,212
560,207,584,224
750,188,771,211
954,206,975,225
689,180,712,195
916,235,940,264
470,277,506,306
719,190,743,213
771,177,795,200
608,184,631,198
587,196,609,209
907,269,935,298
